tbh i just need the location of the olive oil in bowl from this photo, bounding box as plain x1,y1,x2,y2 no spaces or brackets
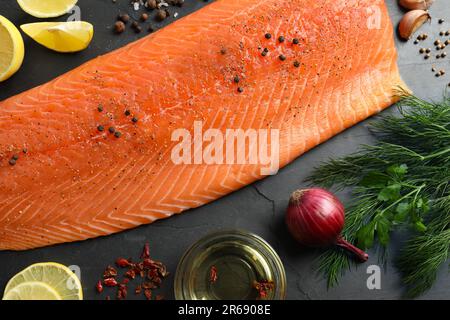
174,230,286,300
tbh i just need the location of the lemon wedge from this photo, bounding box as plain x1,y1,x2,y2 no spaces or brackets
0,15,24,82
3,262,83,300
21,21,94,53
3,281,62,300
17,0,78,18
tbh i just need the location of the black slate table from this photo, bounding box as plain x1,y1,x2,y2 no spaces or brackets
0,0,449,300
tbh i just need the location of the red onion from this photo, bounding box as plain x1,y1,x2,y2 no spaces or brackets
286,188,368,262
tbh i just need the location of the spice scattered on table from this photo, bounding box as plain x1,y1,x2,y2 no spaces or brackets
209,265,218,283
141,13,149,22
253,280,275,300
118,13,130,24
156,9,168,21
114,21,125,34
406,12,450,85
96,280,103,293
96,243,169,300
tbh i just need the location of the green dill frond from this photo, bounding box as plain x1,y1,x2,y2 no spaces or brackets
309,95,450,296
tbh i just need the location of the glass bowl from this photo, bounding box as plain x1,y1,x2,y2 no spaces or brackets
174,229,286,300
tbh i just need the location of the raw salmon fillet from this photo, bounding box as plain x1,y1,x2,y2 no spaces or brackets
0,0,406,250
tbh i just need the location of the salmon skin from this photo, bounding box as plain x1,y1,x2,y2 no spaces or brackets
0,0,406,250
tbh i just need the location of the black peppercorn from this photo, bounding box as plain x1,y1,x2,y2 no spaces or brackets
118,14,130,24
156,9,168,21
146,0,157,10
114,21,125,34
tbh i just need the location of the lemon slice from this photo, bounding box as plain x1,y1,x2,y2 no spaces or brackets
17,0,78,18
21,21,94,53
4,262,83,300
0,15,24,82
3,281,62,300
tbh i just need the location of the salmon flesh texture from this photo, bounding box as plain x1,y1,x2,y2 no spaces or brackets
0,0,406,250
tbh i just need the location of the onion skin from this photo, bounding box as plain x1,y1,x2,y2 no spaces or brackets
286,188,368,262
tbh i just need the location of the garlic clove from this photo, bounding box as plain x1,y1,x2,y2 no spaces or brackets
398,10,431,40
399,0,434,11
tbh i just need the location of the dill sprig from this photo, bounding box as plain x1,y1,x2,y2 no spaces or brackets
308,95,450,296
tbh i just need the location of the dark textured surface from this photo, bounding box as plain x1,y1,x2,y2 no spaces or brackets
0,0,449,300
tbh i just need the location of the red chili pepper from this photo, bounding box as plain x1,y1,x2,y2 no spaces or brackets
152,277,162,287
117,284,127,300
103,277,118,287
134,262,144,272
147,268,159,279
209,266,218,283
143,258,157,268
135,285,142,295
95,280,103,293
253,280,274,300
125,269,136,279
103,265,118,278
142,281,157,290
95,242,169,300
115,258,131,268
141,243,150,259
144,289,152,300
